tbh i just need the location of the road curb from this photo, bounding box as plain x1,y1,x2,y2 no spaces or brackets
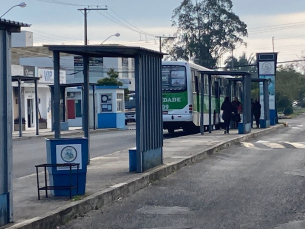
6,124,285,229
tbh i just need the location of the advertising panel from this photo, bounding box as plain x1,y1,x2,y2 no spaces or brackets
55,144,82,170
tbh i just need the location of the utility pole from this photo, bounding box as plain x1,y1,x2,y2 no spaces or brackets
155,36,176,52
272,37,275,52
78,6,108,45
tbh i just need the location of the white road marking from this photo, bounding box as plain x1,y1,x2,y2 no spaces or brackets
256,140,269,143
261,142,285,149
90,156,120,161
283,141,305,148
241,142,258,149
14,173,38,181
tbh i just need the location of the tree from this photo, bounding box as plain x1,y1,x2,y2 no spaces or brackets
163,0,247,68
97,68,130,101
224,52,256,73
276,65,305,102
97,68,122,86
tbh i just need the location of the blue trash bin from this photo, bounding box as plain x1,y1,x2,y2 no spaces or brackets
129,147,137,172
46,138,88,196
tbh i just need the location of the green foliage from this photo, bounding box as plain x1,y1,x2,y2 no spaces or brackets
284,106,293,115
107,68,119,78
97,77,123,86
163,0,247,68
97,68,122,86
274,65,305,115
224,53,257,77
276,92,292,112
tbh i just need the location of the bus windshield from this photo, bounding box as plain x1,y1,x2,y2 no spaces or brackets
162,65,187,91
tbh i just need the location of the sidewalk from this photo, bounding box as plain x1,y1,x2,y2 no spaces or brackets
5,124,285,229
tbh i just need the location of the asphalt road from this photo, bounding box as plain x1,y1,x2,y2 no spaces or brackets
12,129,136,179
12,124,187,179
58,115,305,229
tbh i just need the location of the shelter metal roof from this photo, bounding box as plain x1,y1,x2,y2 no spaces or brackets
48,83,97,88
12,75,39,82
45,45,164,58
0,18,31,32
251,78,269,82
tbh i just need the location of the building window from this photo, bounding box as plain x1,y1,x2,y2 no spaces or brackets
122,58,128,66
117,93,124,112
101,94,112,112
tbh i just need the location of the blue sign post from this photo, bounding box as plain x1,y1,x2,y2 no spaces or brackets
257,53,278,126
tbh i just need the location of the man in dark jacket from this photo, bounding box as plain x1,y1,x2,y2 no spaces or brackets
221,96,233,134
253,99,261,128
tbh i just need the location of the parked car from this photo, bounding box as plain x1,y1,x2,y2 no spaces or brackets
125,111,136,125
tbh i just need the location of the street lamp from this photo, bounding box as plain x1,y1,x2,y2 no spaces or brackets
0,2,27,18
101,33,120,44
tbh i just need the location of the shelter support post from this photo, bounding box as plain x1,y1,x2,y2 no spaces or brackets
238,75,251,134
200,74,204,135
61,87,65,122
93,85,96,130
82,55,90,164
260,80,270,128
135,55,142,172
35,80,39,135
53,51,61,138
18,79,22,137
0,30,13,224
208,75,212,133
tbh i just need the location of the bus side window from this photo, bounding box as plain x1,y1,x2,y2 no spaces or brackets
195,75,199,94
215,80,219,98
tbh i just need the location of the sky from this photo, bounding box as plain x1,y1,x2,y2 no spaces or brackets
2,0,305,67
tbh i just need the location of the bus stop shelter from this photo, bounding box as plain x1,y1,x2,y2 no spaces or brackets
198,71,252,134
46,45,164,173
12,75,40,137
251,78,270,128
0,18,30,226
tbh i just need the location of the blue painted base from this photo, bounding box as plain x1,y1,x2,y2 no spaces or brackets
238,123,251,134
0,193,8,226
270,110,277,125
129,148,137,172
143,148,162,171
46,138,88,197
98,113,125,129
260,119,270,128
49,173,86,196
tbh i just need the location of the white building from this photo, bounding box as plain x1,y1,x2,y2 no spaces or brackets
10,31,135,131
11,31,135,92
11,65,66,130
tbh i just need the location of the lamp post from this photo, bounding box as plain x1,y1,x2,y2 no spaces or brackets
0,2,26,18
101,33,120,44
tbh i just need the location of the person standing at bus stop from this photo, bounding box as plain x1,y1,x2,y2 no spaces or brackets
253,99,261,128
221,96,234,134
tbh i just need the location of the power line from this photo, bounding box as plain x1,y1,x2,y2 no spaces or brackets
35,0,93,7
107,7,155,37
